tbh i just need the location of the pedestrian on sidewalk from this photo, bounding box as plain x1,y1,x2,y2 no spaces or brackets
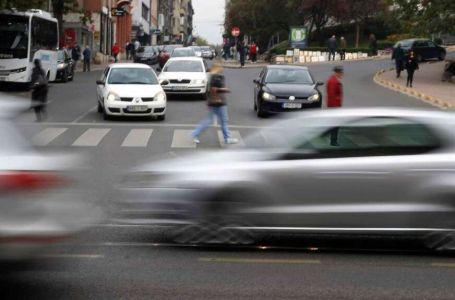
237,41,246,67
112,42,120,63
392,43,405,78
327,35,337,61
326,66,344,146
339,37,347,61
127,41,135,60
250,41,258,63
192,63,238,145
82,45,91,72
71,42,81,71
369,34,378,56
405,50,419,88
30,59,48,122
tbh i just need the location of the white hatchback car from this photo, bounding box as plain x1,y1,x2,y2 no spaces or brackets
158,57,209,99
96,64,167,120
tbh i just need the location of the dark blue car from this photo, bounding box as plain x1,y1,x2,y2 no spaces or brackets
394,39,446,62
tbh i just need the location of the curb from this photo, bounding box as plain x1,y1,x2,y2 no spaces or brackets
373,68,453,110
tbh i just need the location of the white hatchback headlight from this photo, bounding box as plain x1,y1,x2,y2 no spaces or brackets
192,79,206,85
57,63,66,69
262,92,276,101
107,92,120,102
154,91,166,102
308,93,320,102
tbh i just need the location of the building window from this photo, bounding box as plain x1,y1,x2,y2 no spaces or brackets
142,3,150,22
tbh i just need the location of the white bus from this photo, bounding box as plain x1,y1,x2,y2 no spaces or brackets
0,9,59,84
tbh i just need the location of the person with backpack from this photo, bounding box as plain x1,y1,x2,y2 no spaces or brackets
71,43,81,70
192,63,239,145
30,59,49,122
250,42,258,63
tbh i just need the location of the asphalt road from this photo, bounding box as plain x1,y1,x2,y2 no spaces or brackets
2,58,455,300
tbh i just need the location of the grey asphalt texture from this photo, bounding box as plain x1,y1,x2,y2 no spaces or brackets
1,58,455,300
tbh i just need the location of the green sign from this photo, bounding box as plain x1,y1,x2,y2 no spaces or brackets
290,27,308,49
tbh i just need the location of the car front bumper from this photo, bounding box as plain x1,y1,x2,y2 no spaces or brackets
105,99,166,116
162,85,207,95
261,99,322,112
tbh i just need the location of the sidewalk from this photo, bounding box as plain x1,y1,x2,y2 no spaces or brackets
374,61,455,109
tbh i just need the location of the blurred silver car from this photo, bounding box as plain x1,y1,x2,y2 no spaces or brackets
119,108,455,249
0,98,100,262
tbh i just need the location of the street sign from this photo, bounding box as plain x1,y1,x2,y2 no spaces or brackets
290,27,308,49
231,27,240,37
111,8,125,17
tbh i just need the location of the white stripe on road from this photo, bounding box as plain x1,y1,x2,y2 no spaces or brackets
32,127,67,146
218,130,245,146
39,254,104,259
72,128,110,147
121,129,154,147
171,129,196,148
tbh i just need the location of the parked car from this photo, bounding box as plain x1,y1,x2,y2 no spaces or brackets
56,49,74,82
0,96,99,262
201,46,214,59
158,44,183,69
158,57,209,99
253,65,323,118
134,46,159,66
171,47,196,58
96,63,166,121
118,108,455,250
394,39,446,62
189,46,202,57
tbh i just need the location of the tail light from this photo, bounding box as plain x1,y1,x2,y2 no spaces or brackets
0,172,64,192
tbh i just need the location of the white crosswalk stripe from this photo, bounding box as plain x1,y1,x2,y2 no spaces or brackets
121,129,154,147
171,129,196,149
218,130,245,147
32,128,68,146
72,128,110,147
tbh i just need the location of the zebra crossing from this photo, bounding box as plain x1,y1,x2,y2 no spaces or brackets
27,126,248,149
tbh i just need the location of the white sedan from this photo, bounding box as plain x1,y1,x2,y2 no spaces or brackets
96,64,166,121
158,57,209,99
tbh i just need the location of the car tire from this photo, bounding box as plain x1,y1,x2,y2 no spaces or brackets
201,92,208,100
69,69,74,81
254,98,257,111
417,54,423,62
97,100,103,113
439,52,446,61
157,115,165,121
257,102,268,118
62,70,68,83
102,106,110,121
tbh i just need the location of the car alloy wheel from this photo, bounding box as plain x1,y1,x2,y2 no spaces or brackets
62,70,68,83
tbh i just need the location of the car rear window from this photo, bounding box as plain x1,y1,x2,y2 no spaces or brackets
163,60,203,72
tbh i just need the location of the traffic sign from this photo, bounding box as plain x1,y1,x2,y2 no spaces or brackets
231,27,240,37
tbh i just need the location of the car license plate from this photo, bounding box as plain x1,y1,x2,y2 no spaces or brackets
283,103,302,109
127,105,148,112
172,86,187,90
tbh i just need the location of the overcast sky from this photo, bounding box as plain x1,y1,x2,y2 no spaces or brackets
192,0,225,45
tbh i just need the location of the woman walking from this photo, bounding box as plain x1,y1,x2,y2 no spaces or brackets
405,50,419,87
192,64,238,145
30,59,48,122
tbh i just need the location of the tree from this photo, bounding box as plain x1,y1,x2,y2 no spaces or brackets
195,36,209,46
51,0,78,43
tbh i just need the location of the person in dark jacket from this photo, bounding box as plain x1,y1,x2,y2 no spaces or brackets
192,64,238,145
82,45,91,72
30,59,48,122
71,43,81,70
327,35,337,61
237,41,246,67
392,43,405,78
326,66,344,146
405,50,419,87
369,34,378,56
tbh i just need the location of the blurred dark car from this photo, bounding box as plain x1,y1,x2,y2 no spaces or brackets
158,44,183,69
253,65,323,118
170,47,196,58
134,46,159,66
56,49,74,82
118,108,455,250
394,39,446,62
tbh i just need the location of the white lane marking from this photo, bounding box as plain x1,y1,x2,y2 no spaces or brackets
32,127,67,146
39,254,104,259
121,129,154,147
72,128,110,147
71,105,98,123
198,257,321,264
218,130,245,146
171,129,197,148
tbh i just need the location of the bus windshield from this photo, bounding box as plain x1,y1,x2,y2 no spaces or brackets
0,15,29,59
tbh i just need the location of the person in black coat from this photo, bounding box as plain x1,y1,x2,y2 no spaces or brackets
30,59,48,121
237,41,246,67
405,50,419,87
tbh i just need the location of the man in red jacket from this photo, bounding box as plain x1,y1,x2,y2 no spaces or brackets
326,65,344,146
112,43,120,63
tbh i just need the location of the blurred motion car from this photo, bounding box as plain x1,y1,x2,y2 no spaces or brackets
158,57,209,99
56,49,74,83
158,44,183,68
134,46,159,66
394,39,446,62
254,65,323,118
200,46,214,60
0,97,99,262
189,46,202,57
96,63,166,120
118,108,455,250
171,47,196,58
